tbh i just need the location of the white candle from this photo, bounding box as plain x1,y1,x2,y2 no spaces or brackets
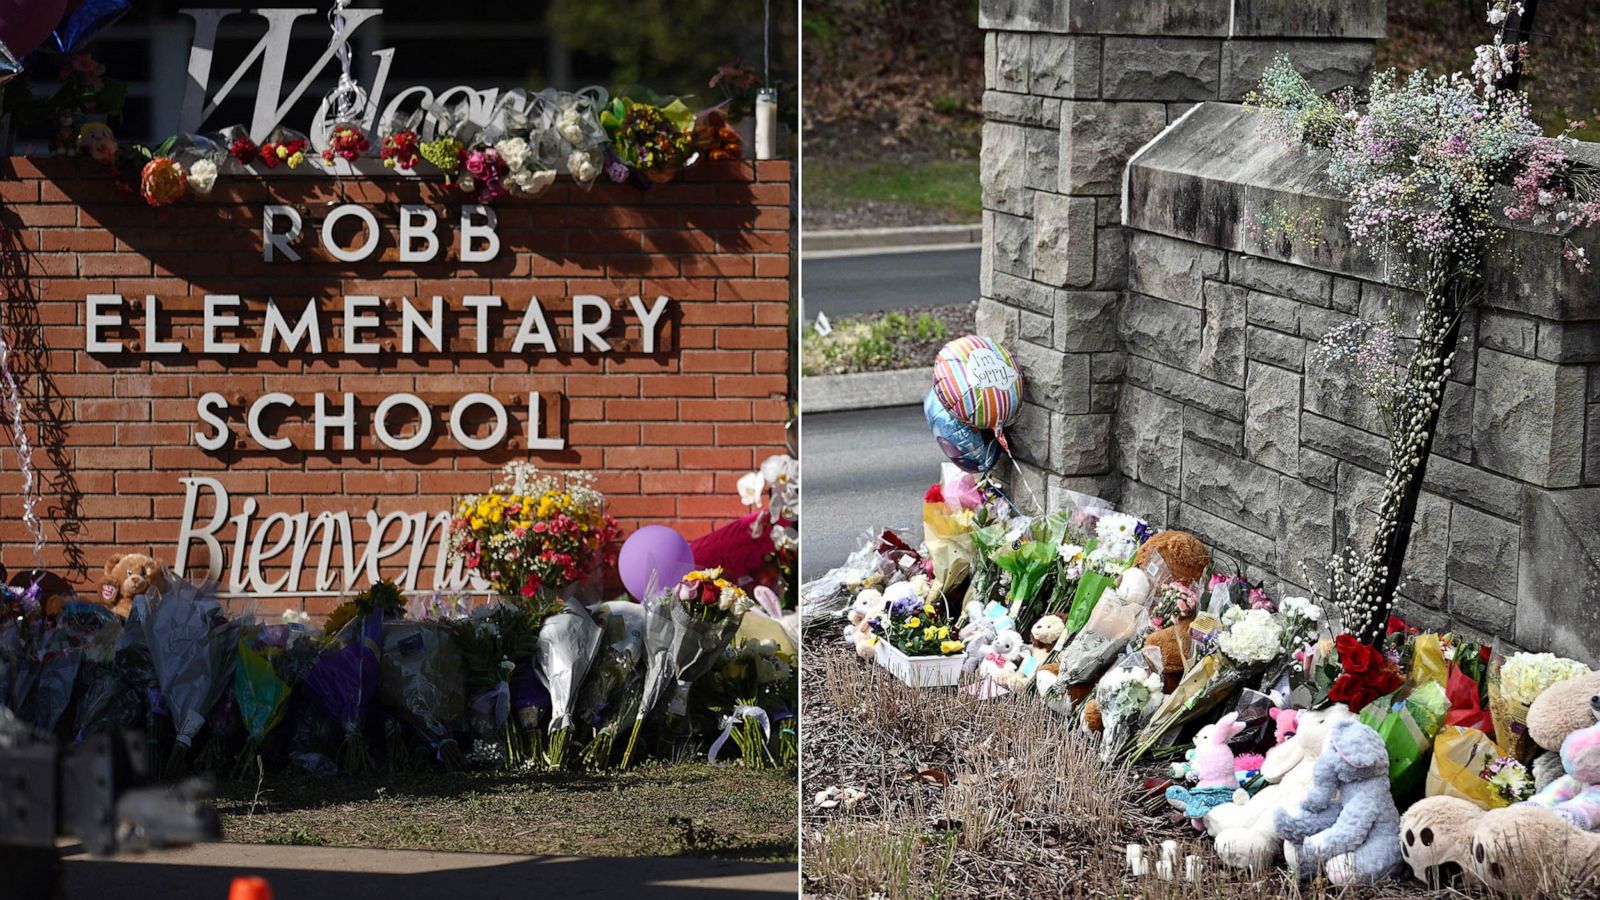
755,88,777,160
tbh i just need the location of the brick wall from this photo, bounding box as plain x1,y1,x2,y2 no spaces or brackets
0,157,793,615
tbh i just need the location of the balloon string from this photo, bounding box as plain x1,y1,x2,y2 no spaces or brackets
0,331,44,570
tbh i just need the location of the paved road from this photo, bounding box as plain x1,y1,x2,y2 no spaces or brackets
62,842,796,899
802,246,980,320
801,404,946,579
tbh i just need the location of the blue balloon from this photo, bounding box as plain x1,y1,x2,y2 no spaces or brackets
924,388,1000,473
51,0,128,56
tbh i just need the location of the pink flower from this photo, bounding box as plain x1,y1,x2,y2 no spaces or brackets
465,151,488,177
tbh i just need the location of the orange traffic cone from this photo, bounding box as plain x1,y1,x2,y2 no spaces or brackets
227,876,274,900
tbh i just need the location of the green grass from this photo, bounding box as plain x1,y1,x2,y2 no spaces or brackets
802,158,981,220
802,310,951,376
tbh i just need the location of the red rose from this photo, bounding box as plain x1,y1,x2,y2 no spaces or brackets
1335,634,1375,674
924,484,944,503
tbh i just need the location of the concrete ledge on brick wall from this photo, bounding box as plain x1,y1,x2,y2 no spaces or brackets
802,224,982,256
801,369,927,413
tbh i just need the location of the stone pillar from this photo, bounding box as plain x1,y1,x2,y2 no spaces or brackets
977,0,1383,512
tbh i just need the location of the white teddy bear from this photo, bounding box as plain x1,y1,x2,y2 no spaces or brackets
979,628,1027,690
846,588,887,659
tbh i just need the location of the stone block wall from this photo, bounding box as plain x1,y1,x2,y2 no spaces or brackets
1121,103,1600,663
981,2,1600,662
977,0,1382,510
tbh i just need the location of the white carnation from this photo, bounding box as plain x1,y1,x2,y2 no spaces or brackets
558,106,587,145
189,158,219,194
494,137,532,172
568,148,598,184
1216,608,1284,666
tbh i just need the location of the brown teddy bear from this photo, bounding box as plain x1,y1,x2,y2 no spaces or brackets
1133,530,1210,584
100,552,168,618
1144,622,1193,694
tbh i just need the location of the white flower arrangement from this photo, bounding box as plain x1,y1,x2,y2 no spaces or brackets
1096,512,1143,544
1500,652,1590,705
568,148,600,185
1216,608,1284,666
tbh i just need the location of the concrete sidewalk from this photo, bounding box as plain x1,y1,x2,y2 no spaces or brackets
62,842,797,899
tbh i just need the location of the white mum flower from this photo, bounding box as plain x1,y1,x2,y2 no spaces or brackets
189,158,219,194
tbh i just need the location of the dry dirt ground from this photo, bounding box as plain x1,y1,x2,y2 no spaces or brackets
215,762,797,861
799,634,1481,899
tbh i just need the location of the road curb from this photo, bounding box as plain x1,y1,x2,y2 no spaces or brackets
801,368,926,414
802,223,980,255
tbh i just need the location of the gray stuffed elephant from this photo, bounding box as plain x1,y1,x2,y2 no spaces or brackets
1273,717,1405,884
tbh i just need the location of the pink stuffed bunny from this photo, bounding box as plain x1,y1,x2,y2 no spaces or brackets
1167,713,1248,828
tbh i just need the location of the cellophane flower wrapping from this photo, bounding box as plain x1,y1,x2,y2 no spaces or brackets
1055,586,1144,685
1092,647,1166,763
575,600,645,732
1128,652,1245,763
301,612,383,768
378,620,465,756
535,598,604,733
140,579,233,749
235,636,291,751
1359,679,1449,795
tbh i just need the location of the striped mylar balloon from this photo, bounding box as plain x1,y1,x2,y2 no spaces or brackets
931,335,1022,448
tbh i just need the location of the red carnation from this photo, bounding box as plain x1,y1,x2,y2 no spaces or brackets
924,484,944,503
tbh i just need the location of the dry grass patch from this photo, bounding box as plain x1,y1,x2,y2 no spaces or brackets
801,636,1484,899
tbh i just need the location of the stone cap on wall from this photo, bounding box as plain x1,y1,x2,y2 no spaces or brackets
979,0,1386,38
1124,101,1600,322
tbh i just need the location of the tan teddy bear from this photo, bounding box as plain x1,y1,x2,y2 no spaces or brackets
1399,796,1484,889
1467,805,1600,895
100,552,168,618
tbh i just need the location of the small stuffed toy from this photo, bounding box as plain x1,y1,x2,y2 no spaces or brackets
1166,713,1247,828
979,629,1027,690
1116,567,1153,607
958,600,1000,669
1467,805,1600,895
1399,796,1484,888
1029,615,1064,660
1528,670,1600,792
846,588,887,659
1207,704,1355,870
1520,719,1600,830
100,552,168,618
1275,718,1404,884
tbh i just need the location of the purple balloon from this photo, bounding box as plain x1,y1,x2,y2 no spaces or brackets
618,525,696,601
0,0,68,58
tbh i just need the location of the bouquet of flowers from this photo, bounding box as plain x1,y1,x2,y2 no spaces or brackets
139,580,234,774
697,637,796,768
921,467,982,596
1062,512,1150,634
535,597,603,768
1482,753,1535,804
1489,650,1590,760
994,510,1073,626
232,625,306,778
1093,654,1166,763
577,600,646,769
301,611,383,774
378,620,467,770
1128,606,1283,761
381,129,421,170
621,568,753,768
493,136,557,197
1300,633,1404,714
600,96,696,183
448,602,547,768
448,463,620,607
1148,581,1199,631
321,124,371,164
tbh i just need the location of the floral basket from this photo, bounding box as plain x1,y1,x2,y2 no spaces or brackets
876,642,964,689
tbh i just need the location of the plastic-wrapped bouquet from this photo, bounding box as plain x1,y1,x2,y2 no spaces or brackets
1481,754,1535,804
1062,512,1151,633
448,463,620,608
1490,650,1591,759
621,568,752,768
1094,657,1166,763
448,602,547,769
536,598,603,769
